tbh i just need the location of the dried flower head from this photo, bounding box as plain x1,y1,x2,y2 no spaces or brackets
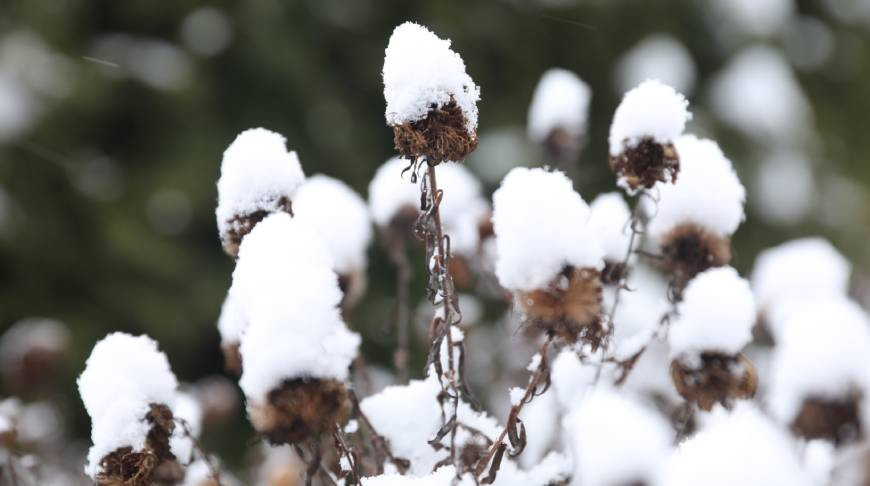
77,333,183,484
670,352,758,411
383,22,480,163
0,317,69,395
660,222,732,291
527,68,591,161
791,392,863,446
215,128,305,257
232,214,359,444
608,79,690,191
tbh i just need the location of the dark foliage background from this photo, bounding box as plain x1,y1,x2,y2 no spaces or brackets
1,0,869,468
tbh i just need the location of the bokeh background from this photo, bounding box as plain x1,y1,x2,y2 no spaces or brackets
2,0,870,476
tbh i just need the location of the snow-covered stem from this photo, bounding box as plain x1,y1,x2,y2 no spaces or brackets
176,417,222,486
474,335,553,482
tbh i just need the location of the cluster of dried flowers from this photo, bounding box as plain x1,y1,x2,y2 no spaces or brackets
0,18,850,486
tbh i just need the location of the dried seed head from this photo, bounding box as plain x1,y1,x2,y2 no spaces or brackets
660,223,731,292
337,270,367,310
515,266,604,348
609,137,679,191
791,392,863,446
221,196,292,258
0,318,69,395
222,342,242,375
95,403,180,486
248,378,350,445
392,100,478,163
670,352,757,411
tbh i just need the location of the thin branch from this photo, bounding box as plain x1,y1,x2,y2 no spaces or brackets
474,336,553,481
175,417,222,486
388,242,413,383
333,424,361,486
348,390,410,475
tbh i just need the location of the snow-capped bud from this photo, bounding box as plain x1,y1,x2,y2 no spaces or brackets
232,213,359,445
0,317,69,395
750,237,851,339
383,22,480,163
527,68,591,160
492,167,605,347
608,79,691,191
563,389,671,486
662,404,810,486
648,135,745,290
215,128,305,257
768,298,870,446
368,157,421,249
294,174,374,309
587,192,631,285
77,332,181,483
668,267,757,411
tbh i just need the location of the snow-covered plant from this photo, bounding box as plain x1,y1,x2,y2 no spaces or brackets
215,127,305,257
667,266,758,410
527,68,591,163
492,167,605,347
77,332,182,485
383,22,480,163
768,298,870,446
647,134,746,290
608,79,691,192
293,174,374,309
231,213,360,445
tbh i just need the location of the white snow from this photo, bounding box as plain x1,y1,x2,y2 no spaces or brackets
215,128,305,239
588,192,632,263
232,213,360,402
647,134,746,239
753,150,815,225
527,68,591,143
492,167,604,292
661,404,809,486
713,0,795,37
383,22,480,132
709,46,811,143
293,174,373,275
367,157,419,227
216,289,246,346
751,237,851,312
606,265,670,360
551,349,598,412
668,266,756,358
767,298,870,425
608,79,691,157
563,389,671,486
436,163,489,257
615,35,696,95
77,332,178,478
170,391,203,464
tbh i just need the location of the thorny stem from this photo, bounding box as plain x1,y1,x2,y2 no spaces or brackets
388,242,413,383
474,336,553,481
176,417,222,486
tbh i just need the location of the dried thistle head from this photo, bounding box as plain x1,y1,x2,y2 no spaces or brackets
392,100,478,163
221,196,293,258
660,223,731,293
791,391,863,446
609,137,679,191
515,266,604,348
248,378,351,446
95,403,180,486
670,352,757,411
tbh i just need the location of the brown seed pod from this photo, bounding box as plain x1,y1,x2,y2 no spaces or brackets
599,260,628,287
544,126,583,164
96,403,181,486
248,378,351,446
660,223,731,293
670,352,757,411
515,266,604,349
609,137,679,191
791,391,864,446
392,100,478,163
220,197,293,258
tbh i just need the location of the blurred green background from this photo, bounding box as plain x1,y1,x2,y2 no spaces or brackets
1,0,869,471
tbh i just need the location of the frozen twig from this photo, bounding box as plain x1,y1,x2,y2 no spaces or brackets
176,417,222,486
